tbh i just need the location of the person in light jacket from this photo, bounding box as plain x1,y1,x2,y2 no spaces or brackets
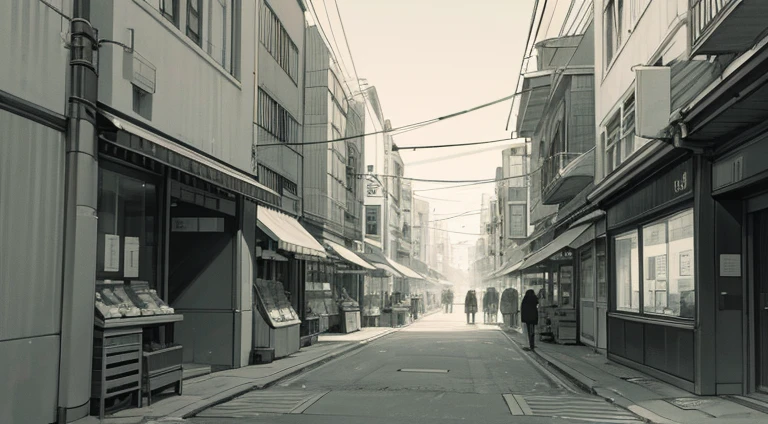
465,290,478,324
520,289,539,350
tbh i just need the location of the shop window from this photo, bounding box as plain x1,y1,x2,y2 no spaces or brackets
596,238,608,302
97,165,160,291
614,230,639,312
642,209,695,318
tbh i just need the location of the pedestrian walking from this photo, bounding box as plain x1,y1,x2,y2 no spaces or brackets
465,290,478,324
521,289,539,350
447,289,454,313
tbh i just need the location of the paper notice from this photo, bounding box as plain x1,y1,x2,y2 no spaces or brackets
104,234,120,272
124,237,140,278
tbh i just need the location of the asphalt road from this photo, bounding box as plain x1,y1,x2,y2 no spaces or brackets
190,311,642,424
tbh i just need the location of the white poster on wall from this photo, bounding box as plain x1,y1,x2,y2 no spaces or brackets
104,234,120,272
124,237,140,278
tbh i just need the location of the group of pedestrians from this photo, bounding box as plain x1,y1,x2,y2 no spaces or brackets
454,288,541,351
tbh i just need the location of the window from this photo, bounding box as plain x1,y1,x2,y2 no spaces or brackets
581,250,594,300
596,237,607,302
187,0,202,45
614,230,639,312
259,1,300,83
642,209,695,318
145,0,179,26
366,205,380,236
132,85,153,120
507,204,526,239
603,92,639,175
604,0,651,68
257,89,300,144
604,112,621,174
97,165,160,291
208,0,235,74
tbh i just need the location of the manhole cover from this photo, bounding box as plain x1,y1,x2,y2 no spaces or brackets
397,368,450,373
666,397,716,410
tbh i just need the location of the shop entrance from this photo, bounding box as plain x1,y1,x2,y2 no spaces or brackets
752,208,768,392
167,180,238,372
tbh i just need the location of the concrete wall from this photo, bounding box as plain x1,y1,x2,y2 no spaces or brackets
92,0,257,175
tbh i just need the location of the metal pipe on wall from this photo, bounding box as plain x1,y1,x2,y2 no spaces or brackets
58,0,100,421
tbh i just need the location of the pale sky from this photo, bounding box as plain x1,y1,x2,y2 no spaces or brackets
311,0,537,248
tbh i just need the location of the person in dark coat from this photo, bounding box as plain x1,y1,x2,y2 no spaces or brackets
520,289,539,350
447,289,454,313
465,290,478,324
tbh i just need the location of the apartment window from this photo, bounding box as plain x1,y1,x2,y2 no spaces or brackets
642,209,695,318
132,85,153,120
507,204,526,239
603,92,639,175
257,89,300,144
614,230,639,312
145,0,179,26
259,1,300,83
604,0,651,68
208,0,236,75
187,0,202,46
366,205,380,236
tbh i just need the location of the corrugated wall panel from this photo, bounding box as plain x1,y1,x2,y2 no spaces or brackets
0,0,70,115
0,110,65,340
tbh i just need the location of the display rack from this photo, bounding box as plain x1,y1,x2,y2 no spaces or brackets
91,327,143,419
253,279,302,359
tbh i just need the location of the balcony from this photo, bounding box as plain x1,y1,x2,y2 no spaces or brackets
541,148,595,205
690,0,768,56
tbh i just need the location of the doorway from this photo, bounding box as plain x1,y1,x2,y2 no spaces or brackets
752,208,768,392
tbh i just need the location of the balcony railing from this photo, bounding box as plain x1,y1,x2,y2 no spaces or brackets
541,152,582,191
690,0,768,55
691,0,735,47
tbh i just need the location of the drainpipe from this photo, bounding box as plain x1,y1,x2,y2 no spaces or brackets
58,0,99,421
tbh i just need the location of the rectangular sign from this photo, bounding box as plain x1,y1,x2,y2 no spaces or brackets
720,254,741,277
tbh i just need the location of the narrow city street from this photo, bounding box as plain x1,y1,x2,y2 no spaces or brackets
189,311,642,424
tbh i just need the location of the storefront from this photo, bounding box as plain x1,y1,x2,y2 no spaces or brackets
93,109,281,415
255,206,327,356
602,157,698,392
361,247,407,327
325,241,377,333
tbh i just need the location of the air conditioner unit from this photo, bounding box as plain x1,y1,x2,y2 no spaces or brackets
634,66,671,138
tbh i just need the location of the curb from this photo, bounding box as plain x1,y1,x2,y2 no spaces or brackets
170,328,398,420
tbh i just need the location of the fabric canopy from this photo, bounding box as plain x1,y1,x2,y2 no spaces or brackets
260,249,287,262
361,250,404,277
257,206,326,258
519,223,593,270
326,241,375,270
383,257,424,280
100,109,280,206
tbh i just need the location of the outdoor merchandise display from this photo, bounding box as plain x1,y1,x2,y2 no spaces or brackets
254,279,300,326
252,278,302,359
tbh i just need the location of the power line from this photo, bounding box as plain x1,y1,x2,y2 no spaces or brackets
362,174,496,184
394,137,523,152
505,0,541,130
413,226,484,236
431,211,482,222
543,0,560,40
412,194,464,202
258,93,515,147
559,0,577,37
317,0,352,81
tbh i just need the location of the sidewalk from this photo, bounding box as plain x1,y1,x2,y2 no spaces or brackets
505,328,768,424
88,326,397,424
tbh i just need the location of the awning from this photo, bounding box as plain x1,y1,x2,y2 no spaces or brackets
494,261,523,278
326,241,375,270
361,250,404,277
438,280,455,287
520,223,593,271
383,257,425,280
260,249,287,262
98,109,281,206
515,70,553,137
257,206,326,258
364,237,383,250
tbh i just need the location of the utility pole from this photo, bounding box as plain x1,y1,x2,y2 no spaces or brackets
58,0,100,421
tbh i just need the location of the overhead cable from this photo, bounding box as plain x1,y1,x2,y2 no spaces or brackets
394,137,524,152
412,226,484,236
430,211,482,222
505,0,543,130
258,93,515,147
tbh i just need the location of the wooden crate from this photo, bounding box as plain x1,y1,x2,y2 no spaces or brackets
142,345,183,405
91,327,143,419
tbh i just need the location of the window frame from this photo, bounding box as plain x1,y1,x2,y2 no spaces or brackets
258,1,300,84
611,207,696,320
602,90,638,176
186,0,203,46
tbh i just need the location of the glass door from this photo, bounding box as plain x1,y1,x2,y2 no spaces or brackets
580,247,596,345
